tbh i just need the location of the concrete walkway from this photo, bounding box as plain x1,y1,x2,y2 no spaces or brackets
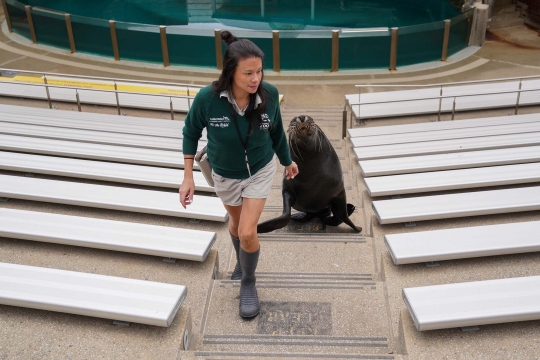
1,4,540,359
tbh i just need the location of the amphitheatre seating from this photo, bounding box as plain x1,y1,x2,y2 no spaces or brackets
0,122,206,152
403,275,540,331
385,221,540,265
348,113,540,138
350,117,540,148
354,132,540,160
0,134,193,169
345,78,540,120
364,162,540,197
0,261,186,327
0,104,207,140
0,208,216,261
372,186,540,224
0,174,228,222
0,78,196,112
359,146,540,177
0,151,213,192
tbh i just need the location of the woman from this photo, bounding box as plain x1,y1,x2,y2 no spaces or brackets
179,30,299,318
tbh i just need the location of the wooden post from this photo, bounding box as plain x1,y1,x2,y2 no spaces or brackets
25,5,37,44
389,27,398,71
272,30,280,73
331,30,339,72
160,26,170,67
441,19,451,61
1,0,12,33
109,20,120,61
215,29,223,70
65,14,76,53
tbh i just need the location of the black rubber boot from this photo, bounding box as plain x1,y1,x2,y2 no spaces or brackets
230,233,242,280
239,247,260,318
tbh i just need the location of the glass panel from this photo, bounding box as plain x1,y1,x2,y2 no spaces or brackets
5,0,31,40
280,30,332,70
114,21,162,63
339,28,391,69
447,10,473,57
396,21,445,67
32,7,70,49
70,14,114,58
166,27,216,68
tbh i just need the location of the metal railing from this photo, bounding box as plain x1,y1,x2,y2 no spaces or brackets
0,68,202,119
342,75,540,138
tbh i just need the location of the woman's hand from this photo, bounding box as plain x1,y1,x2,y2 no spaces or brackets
179,178,195,209
285,161,299,180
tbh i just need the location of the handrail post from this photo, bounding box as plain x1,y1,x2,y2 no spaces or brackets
215,29,223,70
65,14,76,53
342,108,347,139
160,26,170,67
331,30,339,72
441,19,451,61
25,5,37,44
75,90,81,112
272,30,280,73
170,97,175,120
1,0,13,33
109,20,120,61
437,86,443,121
43,75,52,109
515,79,522,115
389,27,398,71
114,81,121,115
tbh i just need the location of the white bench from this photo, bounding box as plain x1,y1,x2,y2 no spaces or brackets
359,146,540,177
0,261,186,327
0,208,216,261
403,275,540,331
0,122,206,152
354,132,540,160
385,221,540,265
0,134,195,169
372,186,540,224
0,104,183,138
0,174,228,222
0,80,194,112
346,79,540,120
348,113,540,138
351,120,540,148
364,163,540,197
0,151,213,192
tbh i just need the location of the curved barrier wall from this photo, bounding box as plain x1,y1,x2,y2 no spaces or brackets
4,0,473,71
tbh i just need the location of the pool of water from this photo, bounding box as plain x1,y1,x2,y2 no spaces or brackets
21,0,461,29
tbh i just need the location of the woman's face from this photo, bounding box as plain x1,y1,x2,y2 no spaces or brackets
231,56,263,98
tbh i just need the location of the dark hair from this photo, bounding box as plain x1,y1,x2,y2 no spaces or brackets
212,30,268,134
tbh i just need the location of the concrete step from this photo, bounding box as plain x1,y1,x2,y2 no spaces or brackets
198,278,391,356
225,234,375,278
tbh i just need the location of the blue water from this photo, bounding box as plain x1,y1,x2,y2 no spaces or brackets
22,0,461,28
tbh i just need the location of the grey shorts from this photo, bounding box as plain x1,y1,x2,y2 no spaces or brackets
211,157,277,207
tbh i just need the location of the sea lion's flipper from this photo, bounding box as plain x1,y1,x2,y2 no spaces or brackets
291,207,331,223
257,191,294,233
322,204,356,226
329,198,362,233
290,211,315,222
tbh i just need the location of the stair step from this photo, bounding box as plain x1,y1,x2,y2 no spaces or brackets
199,279,391,355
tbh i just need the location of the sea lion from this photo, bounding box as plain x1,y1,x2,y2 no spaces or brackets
257,115,362,233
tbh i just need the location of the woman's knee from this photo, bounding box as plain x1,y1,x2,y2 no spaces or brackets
238,227,257,245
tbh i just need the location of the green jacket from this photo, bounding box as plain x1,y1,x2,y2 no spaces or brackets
182,82,292,179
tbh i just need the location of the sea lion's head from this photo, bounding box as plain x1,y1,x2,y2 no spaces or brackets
288,115,331,156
